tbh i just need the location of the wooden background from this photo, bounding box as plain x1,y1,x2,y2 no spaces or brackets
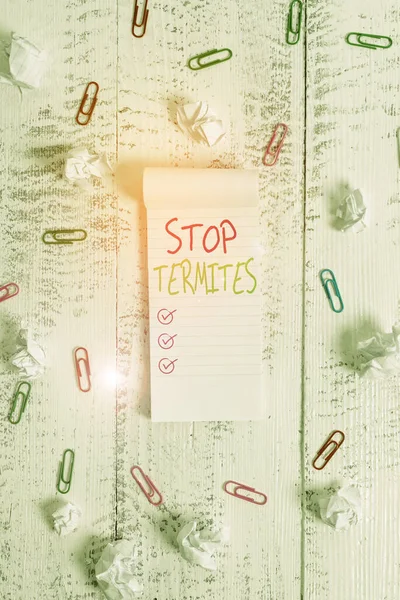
1,0,399,598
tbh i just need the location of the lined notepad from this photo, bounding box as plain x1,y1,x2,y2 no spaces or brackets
144,168,262,422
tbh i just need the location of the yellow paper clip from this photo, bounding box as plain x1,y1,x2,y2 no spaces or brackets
42,229,87,245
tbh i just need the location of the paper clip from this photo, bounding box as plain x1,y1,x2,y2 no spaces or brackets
286,0,303,45
74,347,91,392
188,48,233,71
8,382,31,425
57,449,75,494
132,0,149,38
312,430,345,470
396,128,400,168
223,481,268,505
345,32,392,50
131,466,163,506
75,81,99,126
263,123,288,166
320,269,344,313
42,230,87,245
0,282,19,303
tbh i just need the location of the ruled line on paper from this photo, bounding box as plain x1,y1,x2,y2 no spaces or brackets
144,168,262,420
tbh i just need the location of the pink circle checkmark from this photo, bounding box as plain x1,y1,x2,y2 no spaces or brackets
158,358,178,375
158,333,177,350
157,308,177,325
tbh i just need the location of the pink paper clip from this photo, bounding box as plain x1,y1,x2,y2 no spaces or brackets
263,123,288,166
74,347,91,392
131,466,163,506
223,480,267,505
0,282,19,303
312,430,345,470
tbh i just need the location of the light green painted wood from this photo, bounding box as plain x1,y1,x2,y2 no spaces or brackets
1,0,398,598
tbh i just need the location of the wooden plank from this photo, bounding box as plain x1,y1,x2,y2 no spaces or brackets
0,1,117,598
116,0,304,598
304,1,400,598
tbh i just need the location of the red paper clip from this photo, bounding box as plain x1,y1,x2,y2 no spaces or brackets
75,81,99,126
131,466,163,506
0,282,19,303
74,347,91,392
312,430,345,470
263,123,288,166
132,0,149,38
223,480,267,505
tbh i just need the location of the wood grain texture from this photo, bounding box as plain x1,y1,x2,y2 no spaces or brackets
7,0,400,598
1,1,117,599
116,1,304,599
304,1,400,599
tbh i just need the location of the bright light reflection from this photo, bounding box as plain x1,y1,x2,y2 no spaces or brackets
101,367,125,389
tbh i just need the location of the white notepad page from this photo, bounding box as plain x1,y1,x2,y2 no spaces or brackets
144,168,262,422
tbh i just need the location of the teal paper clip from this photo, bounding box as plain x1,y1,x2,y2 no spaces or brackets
320,269,344,313
188,48,233,71
42,229,87,244
57,449,75,494
345,32,392,50
8,382,31,425
286,0,303,45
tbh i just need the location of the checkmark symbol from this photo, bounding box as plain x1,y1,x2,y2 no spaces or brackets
158,358,178,375
157,308,177,325
158,333,177,350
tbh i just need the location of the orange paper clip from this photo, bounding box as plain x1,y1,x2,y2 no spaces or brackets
0,282,19,303
312,430,345,470
131,466,163,506
74,347,91,392
263,123,288,166
223,480,267,505
132,0,149,38
75,81,99,126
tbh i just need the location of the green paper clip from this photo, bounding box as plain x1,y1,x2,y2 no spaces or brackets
320,269,344,313
42,229,87,244
57,449,75,494
188,48,233,71
345,32,392,50
396,128,400,168
8,382,31,425
286,0,303,45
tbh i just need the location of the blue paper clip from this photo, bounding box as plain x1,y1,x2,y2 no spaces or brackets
345,32,392,50
319,269,344,313
188,48,233,71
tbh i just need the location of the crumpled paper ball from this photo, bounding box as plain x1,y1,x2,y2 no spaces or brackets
64,148,111,184
52,502,81,536
0,33,47,89
95,539,143,599
176,521,229,571
336,188,366,232
176,101,225,146
358,324,400,379
319,485,361,531
10,328,45,380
